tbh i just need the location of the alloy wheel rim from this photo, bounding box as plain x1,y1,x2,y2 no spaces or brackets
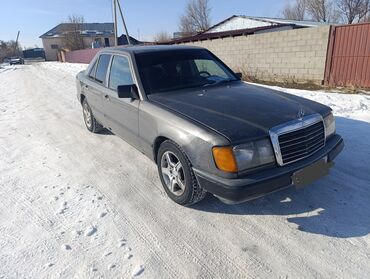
83,103,92,128
160,151,186,196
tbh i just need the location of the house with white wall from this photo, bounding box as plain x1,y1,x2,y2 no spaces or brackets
40,23,116,61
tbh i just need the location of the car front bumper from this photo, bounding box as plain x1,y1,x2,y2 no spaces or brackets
193,134,344,204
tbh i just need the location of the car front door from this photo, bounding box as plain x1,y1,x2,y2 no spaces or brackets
103,54,140,149
84,54,111,126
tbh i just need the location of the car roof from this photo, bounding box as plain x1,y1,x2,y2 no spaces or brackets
100,44,204,55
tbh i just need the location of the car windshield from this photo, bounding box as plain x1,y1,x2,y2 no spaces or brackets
135,49,238,95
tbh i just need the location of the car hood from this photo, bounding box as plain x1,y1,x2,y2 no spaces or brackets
148,81,330,143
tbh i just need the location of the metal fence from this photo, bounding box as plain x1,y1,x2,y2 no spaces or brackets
64,48,102,64
325,23,370,88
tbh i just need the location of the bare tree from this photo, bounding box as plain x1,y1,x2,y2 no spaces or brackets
362,11,370,21
61,15,85,50
179,0,211,33
0,40,21,61
337,0,370,23
154,31,171,43
282,0,307,20
306,0,339,22
358,0,370,21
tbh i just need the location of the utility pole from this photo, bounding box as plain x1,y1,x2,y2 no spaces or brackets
112,0,118,46
15,31,20,55
112,0,132,46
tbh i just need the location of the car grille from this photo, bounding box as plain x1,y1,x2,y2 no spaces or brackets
278,121,325,165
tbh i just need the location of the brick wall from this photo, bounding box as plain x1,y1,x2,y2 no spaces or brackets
181,26,331,84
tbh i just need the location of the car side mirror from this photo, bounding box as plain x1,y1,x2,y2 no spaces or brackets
117,84,139,100
235,72,242,79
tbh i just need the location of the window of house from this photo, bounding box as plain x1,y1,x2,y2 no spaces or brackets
51,44,59,49
95,54,111,84
109,55,133,91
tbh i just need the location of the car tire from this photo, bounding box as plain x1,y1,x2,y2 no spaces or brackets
82,99,103,133
157,140,206,206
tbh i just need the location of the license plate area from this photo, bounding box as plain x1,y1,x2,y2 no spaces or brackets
292,157,333,189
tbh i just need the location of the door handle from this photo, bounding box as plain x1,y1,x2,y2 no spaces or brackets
82,84,89,90
104,95,110,101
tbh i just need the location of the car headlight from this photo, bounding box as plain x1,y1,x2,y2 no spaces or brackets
324,112,336,139
212,138,275,173
233,139,275,171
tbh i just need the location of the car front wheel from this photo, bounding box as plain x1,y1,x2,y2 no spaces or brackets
157,140,206,206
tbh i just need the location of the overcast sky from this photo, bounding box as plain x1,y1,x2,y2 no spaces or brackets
0,0,287,48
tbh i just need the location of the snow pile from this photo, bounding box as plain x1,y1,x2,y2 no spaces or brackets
38,61,88,76
0,63,15,74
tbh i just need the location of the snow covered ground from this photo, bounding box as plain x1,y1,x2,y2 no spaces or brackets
0,63,15,74
0,62,369,279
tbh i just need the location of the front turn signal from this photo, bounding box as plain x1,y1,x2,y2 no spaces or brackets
212,146,238,173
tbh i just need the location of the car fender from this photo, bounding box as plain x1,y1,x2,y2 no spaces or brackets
139,101,236,178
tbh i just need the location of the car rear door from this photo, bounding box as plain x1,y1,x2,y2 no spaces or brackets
103,54,140,149
83,54,111,126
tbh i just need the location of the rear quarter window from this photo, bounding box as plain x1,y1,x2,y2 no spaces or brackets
94,54,111,84
88,60,98,79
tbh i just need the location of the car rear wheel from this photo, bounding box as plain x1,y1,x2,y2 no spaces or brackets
157,140,206,206
82,99,103,133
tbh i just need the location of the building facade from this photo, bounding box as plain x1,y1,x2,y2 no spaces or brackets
40,23,115,61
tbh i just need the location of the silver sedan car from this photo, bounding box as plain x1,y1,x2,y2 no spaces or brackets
76,45,344,206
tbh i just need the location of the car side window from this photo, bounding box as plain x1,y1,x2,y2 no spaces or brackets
88,59,98,79
95,54,111,84
109,55,134,91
